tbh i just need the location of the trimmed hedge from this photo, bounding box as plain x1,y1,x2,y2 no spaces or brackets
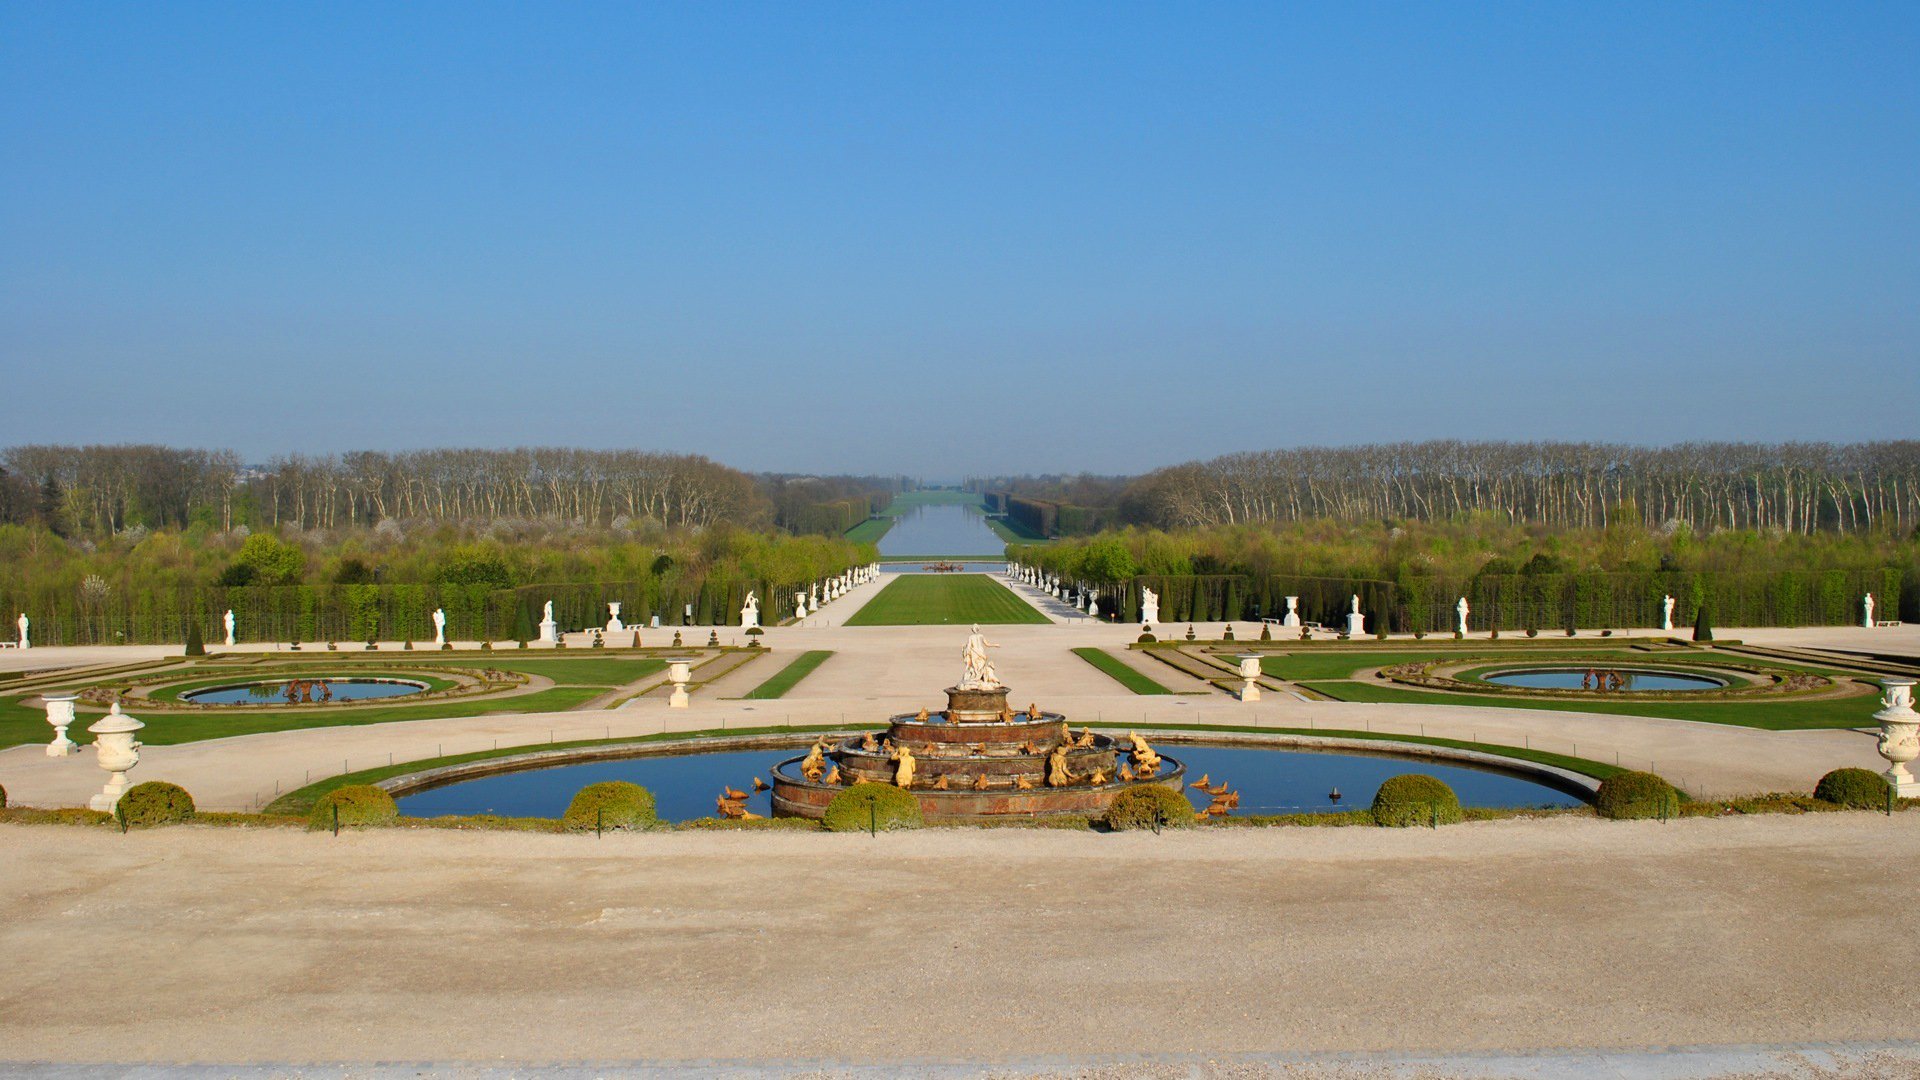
1104,784,1195,831
116,781,196,827
822,783,923,832
1814,768,1891,810
307,784,399,830
563,781,657,832
1593,771,1681,820
1371,774,1463,827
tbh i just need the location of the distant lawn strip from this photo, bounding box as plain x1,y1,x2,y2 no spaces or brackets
265,723,860,815
1259,649,1608,683
845,573,1049,626
433,657,664,686
843,517,893,545
1297,679,1872,731
985,514,1050,544
743,651,834,699
1072,648,1173,695
0,694,46,748
886,490,987,510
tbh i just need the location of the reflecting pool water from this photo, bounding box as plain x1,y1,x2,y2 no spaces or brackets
182,678,428,704
394,743,1583,822
878,502,1007,558
1482,668,1725,692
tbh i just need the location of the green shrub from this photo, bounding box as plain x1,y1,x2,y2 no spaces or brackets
1814,768,1891,810
307,784,399,830
1692,605,1713,642
1104,784,1195,831
822,782,923,832
1593,771,1681,820
116,781,195,827
562,781,657,831
1371,774,1463,827
183,619,205,657
1136,632,1157,643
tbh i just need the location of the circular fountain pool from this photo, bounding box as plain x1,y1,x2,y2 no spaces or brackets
181,677,429,705
393,743,1585,822
1480,668,1726,692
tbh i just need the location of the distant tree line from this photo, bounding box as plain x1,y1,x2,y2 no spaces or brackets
982,442,1920,537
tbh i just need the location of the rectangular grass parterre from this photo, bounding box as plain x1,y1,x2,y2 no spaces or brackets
742,650,834,699
843,573,1049,626
1071,647,1173,694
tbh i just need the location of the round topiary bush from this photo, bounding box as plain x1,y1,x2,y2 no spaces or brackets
822,782,923,832
1371,774,1464,827
116,781,195,827
307,784,400,830
563,780,657,831
1104,784,1195,831
1593,771,1681,820
1814,767,1891,810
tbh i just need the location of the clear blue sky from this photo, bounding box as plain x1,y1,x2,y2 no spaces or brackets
3,2,1915,478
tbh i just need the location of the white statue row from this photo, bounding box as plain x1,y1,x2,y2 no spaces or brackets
1004,562,1102,618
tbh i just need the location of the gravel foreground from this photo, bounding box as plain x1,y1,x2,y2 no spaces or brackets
2,814,1917,1072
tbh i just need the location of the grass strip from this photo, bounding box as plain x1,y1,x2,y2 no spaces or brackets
845,573,1049,626
1071,647,1173,695
1297,678,1873,730
743,650,834,699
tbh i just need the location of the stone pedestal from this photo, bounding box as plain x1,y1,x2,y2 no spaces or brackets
1346,612,1366,637
87,703,143,812
44,694,78,756
1281,597,1300,628
666,658,694,709
538,618,558,644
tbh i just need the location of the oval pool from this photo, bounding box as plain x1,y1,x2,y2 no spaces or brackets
181,678,429,704
1480,668,1726,692
394,743,1585,822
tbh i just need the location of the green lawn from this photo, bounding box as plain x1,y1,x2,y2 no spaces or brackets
0,685,610,749
885,490,986,510
1072,647,1173,694
843,517,893,545
432,656,664,686
1298,678,1874,731
742,650,834,699
845,574,1049,626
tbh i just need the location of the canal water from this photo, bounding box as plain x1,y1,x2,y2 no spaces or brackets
878,501,1007,559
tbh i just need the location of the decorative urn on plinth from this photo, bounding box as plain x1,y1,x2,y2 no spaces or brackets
44,694,79,756
87,702,144,812
1874,678,1920,797
1235,655,1263,702
665,657,695,708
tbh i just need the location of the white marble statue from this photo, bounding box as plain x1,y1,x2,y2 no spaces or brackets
794,593,808,619
1282,596,1301,628
15,612,27,650
741,591,760,629
1087,589,1099,619
958,624,1003,691
1662,595,1676,632
223,608,236,647
1345,594,1367,637
1456,597,1470,636
431,608,447,647
1864,593,1876,629
606,602,625,633
538,600,558,644
1140,586,1160,626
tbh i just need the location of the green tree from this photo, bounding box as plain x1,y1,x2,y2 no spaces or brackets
223,533,305,586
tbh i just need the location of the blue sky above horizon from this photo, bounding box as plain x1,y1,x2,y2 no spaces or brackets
2,2,1916,478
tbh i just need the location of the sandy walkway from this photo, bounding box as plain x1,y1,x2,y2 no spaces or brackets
2,813,1916,1069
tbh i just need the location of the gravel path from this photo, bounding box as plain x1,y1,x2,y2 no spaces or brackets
3,813,1917,1070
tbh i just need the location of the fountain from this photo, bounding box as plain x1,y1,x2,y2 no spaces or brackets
769,627,1185,822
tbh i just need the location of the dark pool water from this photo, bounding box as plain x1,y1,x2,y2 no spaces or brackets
1482,668,1724,692
394,744,1583,822
182,678,427,704
878,502,1007,558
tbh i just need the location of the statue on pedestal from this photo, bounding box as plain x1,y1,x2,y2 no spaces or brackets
958,624,1003,690
1455,597,1470,636
1864,593,1876,629
223,609,236,647
1281,596,1300,629
1662,595,1676,632
16,612,27,650
431,608,447,647
1140,586,1160,626
741,592,760,629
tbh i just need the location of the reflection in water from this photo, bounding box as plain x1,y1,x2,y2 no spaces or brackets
395,744,1583,822
878,502,1007,558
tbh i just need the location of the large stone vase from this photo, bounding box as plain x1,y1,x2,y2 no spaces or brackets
1875,678,1920,797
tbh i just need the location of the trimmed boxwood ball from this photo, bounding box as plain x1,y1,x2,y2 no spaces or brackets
307,784,400,830
822,782,923,832
1815,767,1891,809
1371,774,1463,827
116,781,195,827
1593,771,1681,820
563,780,657,831
1104,784,1195,830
